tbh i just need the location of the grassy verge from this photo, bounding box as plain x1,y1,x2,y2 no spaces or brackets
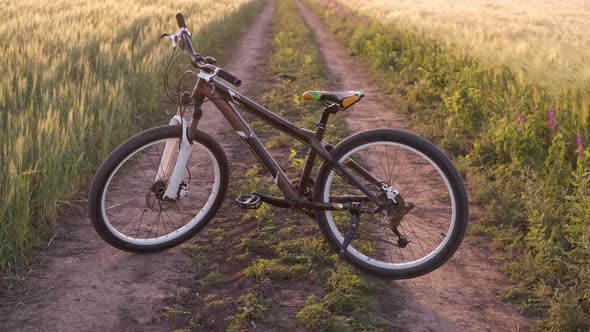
0,0,265,281
305,0,590,330
166,0,390,330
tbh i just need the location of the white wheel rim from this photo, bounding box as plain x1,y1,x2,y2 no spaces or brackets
100,138,221,245
322,141,457,269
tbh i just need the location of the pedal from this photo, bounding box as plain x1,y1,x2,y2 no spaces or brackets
235,194,263,209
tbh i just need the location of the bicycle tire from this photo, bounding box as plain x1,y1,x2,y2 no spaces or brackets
88,125,229,252
314,129,468,279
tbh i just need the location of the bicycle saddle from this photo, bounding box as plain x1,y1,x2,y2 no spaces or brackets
302,90,365,108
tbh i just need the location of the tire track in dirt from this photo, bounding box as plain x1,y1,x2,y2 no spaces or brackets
295,1,532,331
0,1,275,331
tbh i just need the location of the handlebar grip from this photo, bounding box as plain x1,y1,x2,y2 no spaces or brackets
176,13,187,29
218,69,242,87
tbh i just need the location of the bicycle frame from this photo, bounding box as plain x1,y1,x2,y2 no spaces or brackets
164,76,384,213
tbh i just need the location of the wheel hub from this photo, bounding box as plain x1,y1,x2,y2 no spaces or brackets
145,179,183,212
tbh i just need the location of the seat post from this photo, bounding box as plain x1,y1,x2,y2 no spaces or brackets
296,104,339,197
315,104,340,140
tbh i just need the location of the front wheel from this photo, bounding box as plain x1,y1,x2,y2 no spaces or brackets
88,125,229,252
314,129,468,279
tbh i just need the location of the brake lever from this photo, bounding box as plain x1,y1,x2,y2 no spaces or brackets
197,66,221,83
160,33,179,49
161,27,191,50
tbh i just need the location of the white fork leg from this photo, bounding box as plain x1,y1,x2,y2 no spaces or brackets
155,115,186,182
155,141,177,182
160,115,194,201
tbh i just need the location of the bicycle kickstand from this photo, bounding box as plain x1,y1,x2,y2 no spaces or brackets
339,208,360,259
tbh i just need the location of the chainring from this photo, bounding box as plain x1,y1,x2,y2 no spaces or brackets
293,178,315,218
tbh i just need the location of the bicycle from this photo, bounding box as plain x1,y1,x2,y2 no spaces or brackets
88,13,468,279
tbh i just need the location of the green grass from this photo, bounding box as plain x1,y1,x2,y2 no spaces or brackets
297,265,380,331
227,293,268,330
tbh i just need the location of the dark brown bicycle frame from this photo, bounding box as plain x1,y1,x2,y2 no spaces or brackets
189,77,383,213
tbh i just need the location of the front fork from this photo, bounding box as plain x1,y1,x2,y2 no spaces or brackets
156,92,204,201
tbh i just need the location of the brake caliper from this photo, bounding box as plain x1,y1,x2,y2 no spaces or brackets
178,181,190,199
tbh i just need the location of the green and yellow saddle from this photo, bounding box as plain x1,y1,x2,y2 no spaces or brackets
302,90,365,108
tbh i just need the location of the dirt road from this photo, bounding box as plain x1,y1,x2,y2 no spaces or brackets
295,1,531,331
0,1,276,331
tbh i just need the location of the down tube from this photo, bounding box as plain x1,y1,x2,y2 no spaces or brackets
208,97,298,199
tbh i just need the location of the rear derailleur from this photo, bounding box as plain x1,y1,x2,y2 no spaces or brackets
339,185,415,257
381,185,414,248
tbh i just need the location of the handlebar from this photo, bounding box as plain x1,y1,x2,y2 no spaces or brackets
172,13,242,87
218,69,242,87
175,13,186,29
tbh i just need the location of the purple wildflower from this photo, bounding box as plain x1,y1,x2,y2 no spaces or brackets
547,107,557,135
577,135,584,159
517,112,525,136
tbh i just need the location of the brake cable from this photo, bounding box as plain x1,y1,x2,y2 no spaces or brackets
163,47,184,105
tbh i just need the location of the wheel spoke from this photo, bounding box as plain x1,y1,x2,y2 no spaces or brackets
357,229,399,247
106,198,136,211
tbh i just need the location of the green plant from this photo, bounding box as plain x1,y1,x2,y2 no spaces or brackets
297,265,380,330
305,0,590,327
244,258,290,281
231,293,268,324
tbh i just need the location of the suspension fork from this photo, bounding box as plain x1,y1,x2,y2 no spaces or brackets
158,92,204,201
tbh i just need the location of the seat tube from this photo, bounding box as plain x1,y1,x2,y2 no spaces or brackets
297,108,331,195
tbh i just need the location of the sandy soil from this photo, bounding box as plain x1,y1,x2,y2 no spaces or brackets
295,1,532,331
0,1,276,331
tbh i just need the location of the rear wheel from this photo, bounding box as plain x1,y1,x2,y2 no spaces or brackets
88,125,229,252
314,129,468,279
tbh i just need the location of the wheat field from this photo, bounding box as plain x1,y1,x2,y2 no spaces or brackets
0,0,254,269
339,0,590,92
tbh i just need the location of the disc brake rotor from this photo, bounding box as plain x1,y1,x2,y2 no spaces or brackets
145,180,179,212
